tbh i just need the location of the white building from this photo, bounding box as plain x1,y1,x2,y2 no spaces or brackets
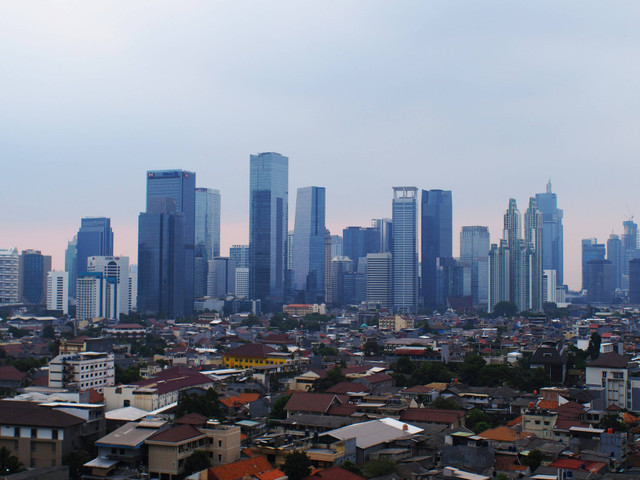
128,264,137,312
76,273,117,322
87,256,130,318
47,271,69,314
585,352,632,410
0,247,19,304
543,269,557,303
235,267,249,298
366,252,392,309
48,352,115,393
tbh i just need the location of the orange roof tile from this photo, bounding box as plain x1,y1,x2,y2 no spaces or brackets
536,400,558,409
209,456,273,480
478,425,520,442
255,470,285,480
507,415,522,427
220,393,260,408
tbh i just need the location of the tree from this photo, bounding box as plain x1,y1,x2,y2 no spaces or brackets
282,450,311,480
340,460,362,476
429,396,461,410
175,388,224,420
115,363,142,384
466,408,492,433
42,325,55,338
522,449,545,472
362,340,383,357
0,446,24,475
362,458,396,478
269,394,292,420
64,450,92,480
183,449,211,476
312,366,345,392
587,332,601,360
492,301,518,318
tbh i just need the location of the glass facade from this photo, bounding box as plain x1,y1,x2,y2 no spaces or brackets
195,187,221,259
421,189,452,309
535,181,564,286
292,186,326,303
76,218,114,292
392,187,418,313
20,250,51,304
146,170,195,316
460,226,490,307
342,226,379,265
249,152,288,309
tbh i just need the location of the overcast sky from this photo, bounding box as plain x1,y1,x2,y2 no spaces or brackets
2,1,640,291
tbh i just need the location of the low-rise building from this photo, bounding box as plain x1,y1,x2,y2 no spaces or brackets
48,351,115,394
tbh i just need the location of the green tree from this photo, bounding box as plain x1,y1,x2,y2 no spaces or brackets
42,325,55,338
466,408,492,433
598,414,629,432
587,332,601,360
64,450,92,480
175,388,224,420
241,314,260,327
115,363,143,384
459,354,487,384
269,394,292,420
362,340,383,357
362,458,397,478
183,449,212,475
522,449,545,471
0,446,24,474
282,450,312,480
492,301,518,318
340,460,362,476
429,396,461,410
312,366,345,392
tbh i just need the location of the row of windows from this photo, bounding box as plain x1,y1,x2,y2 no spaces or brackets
5,428,59,439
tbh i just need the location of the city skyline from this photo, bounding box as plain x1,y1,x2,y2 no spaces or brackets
3,2,640,291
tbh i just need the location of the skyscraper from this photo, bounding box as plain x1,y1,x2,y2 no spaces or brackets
87,256,130,319
535,181,564,286
195,188,221,259
47,271,68,314
622,219,639,288
230,245,250,269
76,217,114,289
585,260,614,304
524,198,543,312
65,235,78,298
249,152,288,310
146,169,196,316
292,186,326,303
372,218,393,253
366,252,392,309
460,226,490,308
0,248,19,304
18,249,51,304
607,234,624,291
342,226,380,266
582,238,606,291
421,189,453,309
137,197,186,318
392,187,418,313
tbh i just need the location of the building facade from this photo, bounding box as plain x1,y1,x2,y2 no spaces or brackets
46,271,69,314
18,249,51,304
460,226,490,308
87,256,130,318
392,187,418,313
195,187,221,260
76,217,114,292
421,189,453,309
76,272,118,322
249,152,288,310
582,238,606,292
366,252,392,309
535,181,564,286
49,352,115,393
292,186,326,303
0,247,19,304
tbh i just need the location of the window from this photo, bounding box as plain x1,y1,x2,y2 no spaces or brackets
31,428,37,438
52,430,58,440
218,440,222,447
602,371,608,378
51,444,56,454
14,428,19,437
218,454,222,462
31,443,36,452
535,420,540,425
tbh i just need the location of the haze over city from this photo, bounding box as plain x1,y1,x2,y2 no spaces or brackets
2,1,640,291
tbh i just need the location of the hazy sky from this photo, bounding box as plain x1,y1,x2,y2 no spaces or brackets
2,1,640,291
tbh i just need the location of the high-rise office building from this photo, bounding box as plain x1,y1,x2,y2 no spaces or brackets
421,189,453,309
292,186,326,303
146,170,196,316
629,259,640,304
366,252,392,309
460,226,490,308
488,198,542,313
585,260,614,304
392,187,418,313
524,198,543,312
330,257,353,306
535,181,564,286
194,245,209,298
372,218,393,253
607,234,624,291
65,235,78,298
47,271,68,314
195,188,221,259
87,256,130,319
230,245,250,269
0,247,19,304
76,217,114,293
76,272,117,321
207,257,237,298
249,152,288,310
325,229,332,303
622,219,640,289
128,265,137,312
342,226,379,266
137,197,186,318
18,249,51,304
581,238,606,291
235,268,249,298
330,235,343,259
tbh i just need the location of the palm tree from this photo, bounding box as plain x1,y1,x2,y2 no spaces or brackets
0,447,24,474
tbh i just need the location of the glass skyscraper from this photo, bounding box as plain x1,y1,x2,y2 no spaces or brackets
249,152,288,309
342,226,380,266
19,249,51,304
460,226,490,308
582,238,606,291
195,187,221,260
292,186,326,303
146,170,196,316
392,187,418,313
421,189,453,309
535,181,564,286
76,217,114,293
137,197,185,317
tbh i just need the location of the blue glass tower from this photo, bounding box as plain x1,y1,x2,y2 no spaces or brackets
146,170,196,316
76,217,113,290
19,250,51,304
195,187,221,260
342,226,380,266
137,198,185,317
392,187,418,313
421,190,453,309
535,181,564,286
292,186,326,303
249,152,288,310
582,238,606,291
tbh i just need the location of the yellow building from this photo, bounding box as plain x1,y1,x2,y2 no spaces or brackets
223,343,291,368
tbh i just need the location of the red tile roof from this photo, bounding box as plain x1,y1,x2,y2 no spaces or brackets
549,458,607,473
285,392,343,414
399,408,465,424
224,343,279,359
133,366,213,394
0,365,27,382
255,470,286,480
148,424,203,443
208,456,273,480
176,413,208,425
0,400,84,428
220,393,261,408
303,466,366,480
327,382,370,394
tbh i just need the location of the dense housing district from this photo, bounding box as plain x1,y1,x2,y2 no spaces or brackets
2,306,640,480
